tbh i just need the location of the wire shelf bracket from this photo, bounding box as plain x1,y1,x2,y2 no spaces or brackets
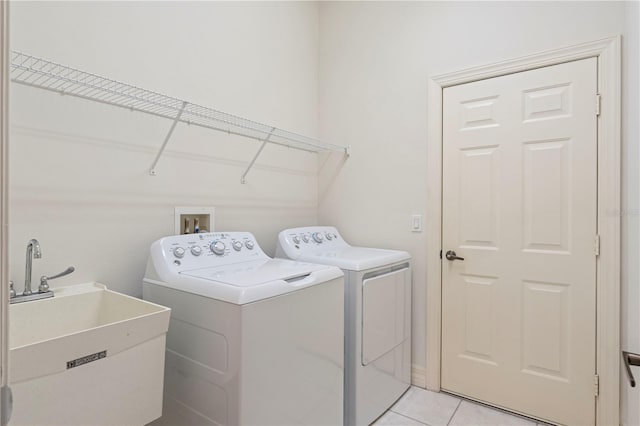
149,101,187,176
241,127,276,184
9,51,350,181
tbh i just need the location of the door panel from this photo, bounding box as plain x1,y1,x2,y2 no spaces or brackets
441,58,597,426
521,280,570,381
459,146,500,249
523,138,571,253
461,275,497,365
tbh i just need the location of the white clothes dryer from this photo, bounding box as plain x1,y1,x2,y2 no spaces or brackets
143,232,344,426
276,226,411,426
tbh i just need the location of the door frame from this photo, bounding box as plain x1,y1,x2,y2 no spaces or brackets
0,1,10,424
425,36,621,426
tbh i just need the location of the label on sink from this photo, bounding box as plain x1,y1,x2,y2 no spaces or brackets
66,350,107,369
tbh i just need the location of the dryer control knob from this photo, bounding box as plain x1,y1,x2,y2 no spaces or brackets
232,240,243,251
210,241,226,256
173,247,185,258
190,246,202,256
312,232,324,243
292,235,301,244
325,232,333,240
302,234,310,243
245,240,255,250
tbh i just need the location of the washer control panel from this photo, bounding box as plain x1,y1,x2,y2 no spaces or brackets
157,232,266,270
278,226,348,253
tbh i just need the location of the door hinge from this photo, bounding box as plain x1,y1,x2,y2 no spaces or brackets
596,94,602,116
595,234,600,256
594,374,600,397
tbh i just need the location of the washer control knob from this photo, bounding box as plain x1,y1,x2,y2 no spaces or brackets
292,235,301,244
301,234,310,243
325,232,333,240
210,241,226,256
173,247,185,258
190,246,202,256
232,240,243,251
312,232,324,243
245,240,255,250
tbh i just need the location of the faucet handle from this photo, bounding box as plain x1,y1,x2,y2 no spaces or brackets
39,266,75,293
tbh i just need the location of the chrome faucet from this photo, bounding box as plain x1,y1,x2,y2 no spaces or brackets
10,238,75,304
24,238,42,296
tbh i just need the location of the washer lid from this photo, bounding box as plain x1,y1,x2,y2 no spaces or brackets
294,246,410,271
180,258,328,286
145,257,343,305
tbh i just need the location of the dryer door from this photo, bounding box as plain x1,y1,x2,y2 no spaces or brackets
362,265,410,365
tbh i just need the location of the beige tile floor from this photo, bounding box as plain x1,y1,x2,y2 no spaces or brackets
374,386,550,426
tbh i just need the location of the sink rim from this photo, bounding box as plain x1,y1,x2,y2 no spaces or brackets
10,282,170,350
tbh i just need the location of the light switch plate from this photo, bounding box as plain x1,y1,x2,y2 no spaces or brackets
411,214,422,232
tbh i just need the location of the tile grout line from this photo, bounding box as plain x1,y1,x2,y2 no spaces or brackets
388,407,435,426
388,407,438,426
389,387,463,426
388,410,434,426
446,399,463,426
390,387,542,426
450,395,541,425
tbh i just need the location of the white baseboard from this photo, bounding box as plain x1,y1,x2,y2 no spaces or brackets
411,364,427,388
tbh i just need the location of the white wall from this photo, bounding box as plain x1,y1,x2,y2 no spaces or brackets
9,1,321,296
317,1,639,423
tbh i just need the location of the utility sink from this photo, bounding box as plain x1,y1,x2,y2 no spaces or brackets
9,282,171,426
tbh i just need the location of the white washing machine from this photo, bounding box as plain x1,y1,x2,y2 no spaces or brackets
143,231,345,426
276,226,411,426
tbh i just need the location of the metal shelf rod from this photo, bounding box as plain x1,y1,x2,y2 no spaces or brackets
149,101,188,176
241,128,276,184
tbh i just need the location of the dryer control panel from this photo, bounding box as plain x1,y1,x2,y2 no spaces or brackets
277,226,411,273
278,226,349,253
154,232,267,271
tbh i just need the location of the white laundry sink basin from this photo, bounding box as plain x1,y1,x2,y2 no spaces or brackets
9,282,171,426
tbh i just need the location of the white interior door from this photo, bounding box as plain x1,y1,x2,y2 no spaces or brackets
441,58,598,425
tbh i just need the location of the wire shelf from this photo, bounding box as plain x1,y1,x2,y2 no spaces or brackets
10,51,349,178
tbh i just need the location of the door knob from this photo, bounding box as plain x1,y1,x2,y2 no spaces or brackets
445,250,464,261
